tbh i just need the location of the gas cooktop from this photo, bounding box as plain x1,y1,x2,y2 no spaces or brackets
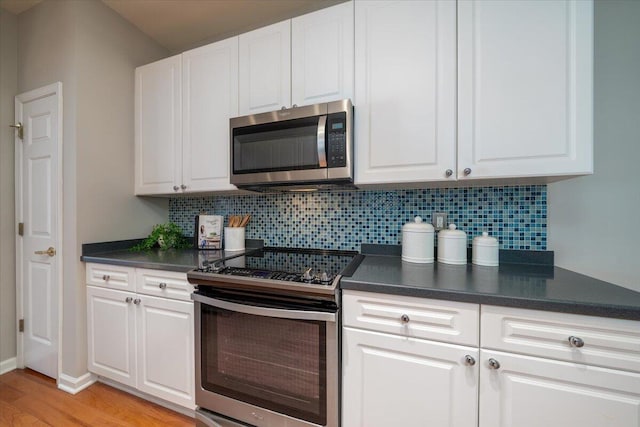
189,247,362,297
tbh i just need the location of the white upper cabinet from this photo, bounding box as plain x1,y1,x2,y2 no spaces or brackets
457,0,593,180
291,1,354,106
135,38,239,195
182,38,239,192
239,2,354,116
135,55,182,195
355,0,593,186
239,21,291,115
354,0,457,185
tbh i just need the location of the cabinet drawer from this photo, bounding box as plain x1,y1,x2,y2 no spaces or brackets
136,268,193,301
343,290,479,346
86,263,135,292
481,305,640,372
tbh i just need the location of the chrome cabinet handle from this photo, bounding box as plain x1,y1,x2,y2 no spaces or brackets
159,282,167,289
133,298,141,305
102,274,110,281
400,314,410,324
568,336,585,348
464,355,476,366
463,168,472,176
173,185,180,191
180,184,187,190
488,358,501,370
445,169,453,177
125,297,133,303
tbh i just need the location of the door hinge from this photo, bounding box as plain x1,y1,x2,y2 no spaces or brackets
10,122,24,140
18,222,24,236
19,319,24,333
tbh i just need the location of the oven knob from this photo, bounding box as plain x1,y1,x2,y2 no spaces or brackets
302,268,314,282
320,271,331,285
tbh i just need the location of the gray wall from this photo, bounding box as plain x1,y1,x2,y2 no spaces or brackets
0,9,18,368
548,0,640,293
15,0,169,378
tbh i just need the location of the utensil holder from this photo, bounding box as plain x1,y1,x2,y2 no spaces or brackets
224,227,245,251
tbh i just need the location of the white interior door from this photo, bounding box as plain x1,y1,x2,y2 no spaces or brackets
15,82,62,379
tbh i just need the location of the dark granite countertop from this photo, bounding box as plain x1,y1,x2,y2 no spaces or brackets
341,254,640,320
80,239,263,273
80,248,225,273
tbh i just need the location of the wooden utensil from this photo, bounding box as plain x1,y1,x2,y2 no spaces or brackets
239,214,251,227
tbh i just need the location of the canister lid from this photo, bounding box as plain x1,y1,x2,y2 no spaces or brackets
473,231,499,247
438,223,467,239
403,216,434,233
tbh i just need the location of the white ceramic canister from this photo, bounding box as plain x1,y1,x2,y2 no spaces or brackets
437,224,467,265
401,216,434,263
472,232,499,266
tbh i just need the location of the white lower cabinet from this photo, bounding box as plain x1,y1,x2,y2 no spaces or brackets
342,327,478,427
86,264,195,410
342,290,479,427
479,305,640,427
479,350,640,427
342,291,640,427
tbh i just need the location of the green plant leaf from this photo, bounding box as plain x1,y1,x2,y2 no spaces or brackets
130,222,191,251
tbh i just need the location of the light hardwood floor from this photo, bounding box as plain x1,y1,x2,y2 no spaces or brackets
0,369,195,426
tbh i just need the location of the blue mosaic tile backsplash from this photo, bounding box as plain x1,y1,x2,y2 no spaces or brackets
168,185,547,251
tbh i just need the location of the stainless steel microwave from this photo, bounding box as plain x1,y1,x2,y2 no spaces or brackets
230,99,353,191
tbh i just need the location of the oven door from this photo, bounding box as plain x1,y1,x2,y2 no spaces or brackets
193,291,339,427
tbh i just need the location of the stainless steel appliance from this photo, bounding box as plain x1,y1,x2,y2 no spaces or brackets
230,99,353,191
188,247,362,427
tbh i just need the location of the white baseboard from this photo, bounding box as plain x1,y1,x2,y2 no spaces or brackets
58,372,97,394
0,357,17,375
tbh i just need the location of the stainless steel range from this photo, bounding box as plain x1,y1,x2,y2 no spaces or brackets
188,247,362,427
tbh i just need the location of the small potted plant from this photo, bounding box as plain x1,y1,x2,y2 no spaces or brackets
131,222,191,251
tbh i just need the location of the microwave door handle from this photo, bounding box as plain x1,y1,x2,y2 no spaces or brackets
317,115,327,167
193,293,336,322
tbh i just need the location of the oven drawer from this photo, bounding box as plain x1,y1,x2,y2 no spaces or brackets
481,305,640,372
86,263,135,292
136,268,193,301
342,290,479,346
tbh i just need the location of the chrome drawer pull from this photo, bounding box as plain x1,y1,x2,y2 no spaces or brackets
488,358,501,370
159,282,167,289
400,314,410,324
102,274,110,281
464,355,476,366
568,336,585,348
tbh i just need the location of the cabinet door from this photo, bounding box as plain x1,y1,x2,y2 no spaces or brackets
291,1,354,106
136,295,195,409
239,20,291,115
342,327,478,427
479,350,640,427
458,0,593,180
182,37,239,192
135,55,182,195
354,0,457,185
87,286,136,387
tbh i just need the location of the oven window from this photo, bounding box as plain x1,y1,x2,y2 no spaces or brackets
233,116,321,174
201,305,327,425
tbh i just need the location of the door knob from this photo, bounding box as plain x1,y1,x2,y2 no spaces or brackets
34,247,56,257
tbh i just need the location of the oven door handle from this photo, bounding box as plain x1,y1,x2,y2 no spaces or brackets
193,293,336,322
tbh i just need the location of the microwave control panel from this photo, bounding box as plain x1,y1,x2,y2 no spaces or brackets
327,113,347,167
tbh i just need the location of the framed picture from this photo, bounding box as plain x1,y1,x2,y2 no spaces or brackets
195,215,223,249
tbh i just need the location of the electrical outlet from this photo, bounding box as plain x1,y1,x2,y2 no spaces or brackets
433,212,447,230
